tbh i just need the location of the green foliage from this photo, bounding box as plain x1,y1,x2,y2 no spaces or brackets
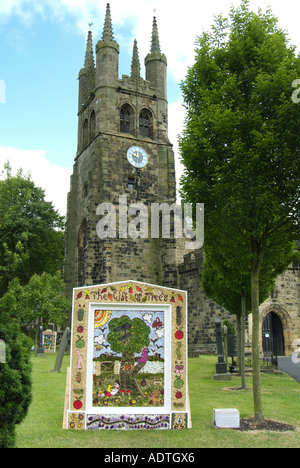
0,164,67,446
0,271,71,328
107,315,150,355
0,163,65,295
0,321,32,448
201,239,295,316
180,1,300,243
202,248,252,316
179,0,300,422
223,319,236,335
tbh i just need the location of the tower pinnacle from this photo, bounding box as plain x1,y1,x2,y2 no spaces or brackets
131,39,141,80
145,14,167,99
150,16,161,54
84,30,95,69
96,3,119,86
102,3,114,42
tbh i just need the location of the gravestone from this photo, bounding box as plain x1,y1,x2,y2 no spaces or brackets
227,334,237,373
53,327,70,373
223,324,228,365
227,334,237,360
213,409,240,428
36,326,45,357
0,339,6,363
214,318,230,380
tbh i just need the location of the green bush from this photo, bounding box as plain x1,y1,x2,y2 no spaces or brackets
0,321,32,448
223,319,236,335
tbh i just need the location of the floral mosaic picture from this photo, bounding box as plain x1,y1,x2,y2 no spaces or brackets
92,309,165,409
66,280,191,430
43,329,57,353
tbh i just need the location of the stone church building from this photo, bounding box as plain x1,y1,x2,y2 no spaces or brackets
63,4,300,357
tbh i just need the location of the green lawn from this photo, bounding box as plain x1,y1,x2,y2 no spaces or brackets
15,353,300,448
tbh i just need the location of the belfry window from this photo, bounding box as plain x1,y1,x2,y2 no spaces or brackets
139,109,153,139
120,105,133,134
90,110,96,140
83,119,89,148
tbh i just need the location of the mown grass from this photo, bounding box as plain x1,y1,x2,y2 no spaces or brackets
15,353,300,448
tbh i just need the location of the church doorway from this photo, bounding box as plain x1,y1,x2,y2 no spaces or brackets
262,312,285,356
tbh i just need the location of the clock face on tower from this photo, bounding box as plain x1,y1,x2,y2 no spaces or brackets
127,146,148,168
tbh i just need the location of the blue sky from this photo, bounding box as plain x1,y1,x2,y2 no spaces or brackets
1,0,299,215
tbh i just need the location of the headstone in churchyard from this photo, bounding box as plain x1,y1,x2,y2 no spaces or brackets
37,326,45,357
213,409,240,428
214,318,231,380
53,327,70,373
227,334,237,372
0,339,6,363
223,324,228,365
227,334,237,360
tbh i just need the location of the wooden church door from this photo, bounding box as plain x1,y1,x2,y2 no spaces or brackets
262,312,285,356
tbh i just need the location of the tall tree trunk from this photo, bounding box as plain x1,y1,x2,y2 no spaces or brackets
119,352,146,396
251,266,264,423
236,313,241,375
240,292,246,390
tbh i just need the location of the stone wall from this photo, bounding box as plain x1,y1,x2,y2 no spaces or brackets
178,248,299,357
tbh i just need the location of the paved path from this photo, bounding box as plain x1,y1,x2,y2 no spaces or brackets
277,357,300,384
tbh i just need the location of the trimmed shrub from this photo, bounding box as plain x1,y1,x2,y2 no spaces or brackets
0,321,32,448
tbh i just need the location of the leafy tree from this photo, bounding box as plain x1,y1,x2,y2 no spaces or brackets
107,315,150,394
202,241,294,389
0,320,32,448
0,163,65,295
0,271,70,332
179,0,300,422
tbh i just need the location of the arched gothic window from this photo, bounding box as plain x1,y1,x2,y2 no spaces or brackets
90,110,96,140
139,109,153,139
83,119,89,148
120,104,133,134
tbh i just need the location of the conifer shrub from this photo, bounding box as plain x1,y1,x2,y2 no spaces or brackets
0,321,32,448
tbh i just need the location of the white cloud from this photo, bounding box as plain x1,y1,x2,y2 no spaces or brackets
156,326,164,339
0,146,71,216
94,334,106,346
2,1,299,82
143,313,153,325
1,0,299,209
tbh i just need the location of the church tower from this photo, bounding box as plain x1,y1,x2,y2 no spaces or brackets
63,4,178,298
